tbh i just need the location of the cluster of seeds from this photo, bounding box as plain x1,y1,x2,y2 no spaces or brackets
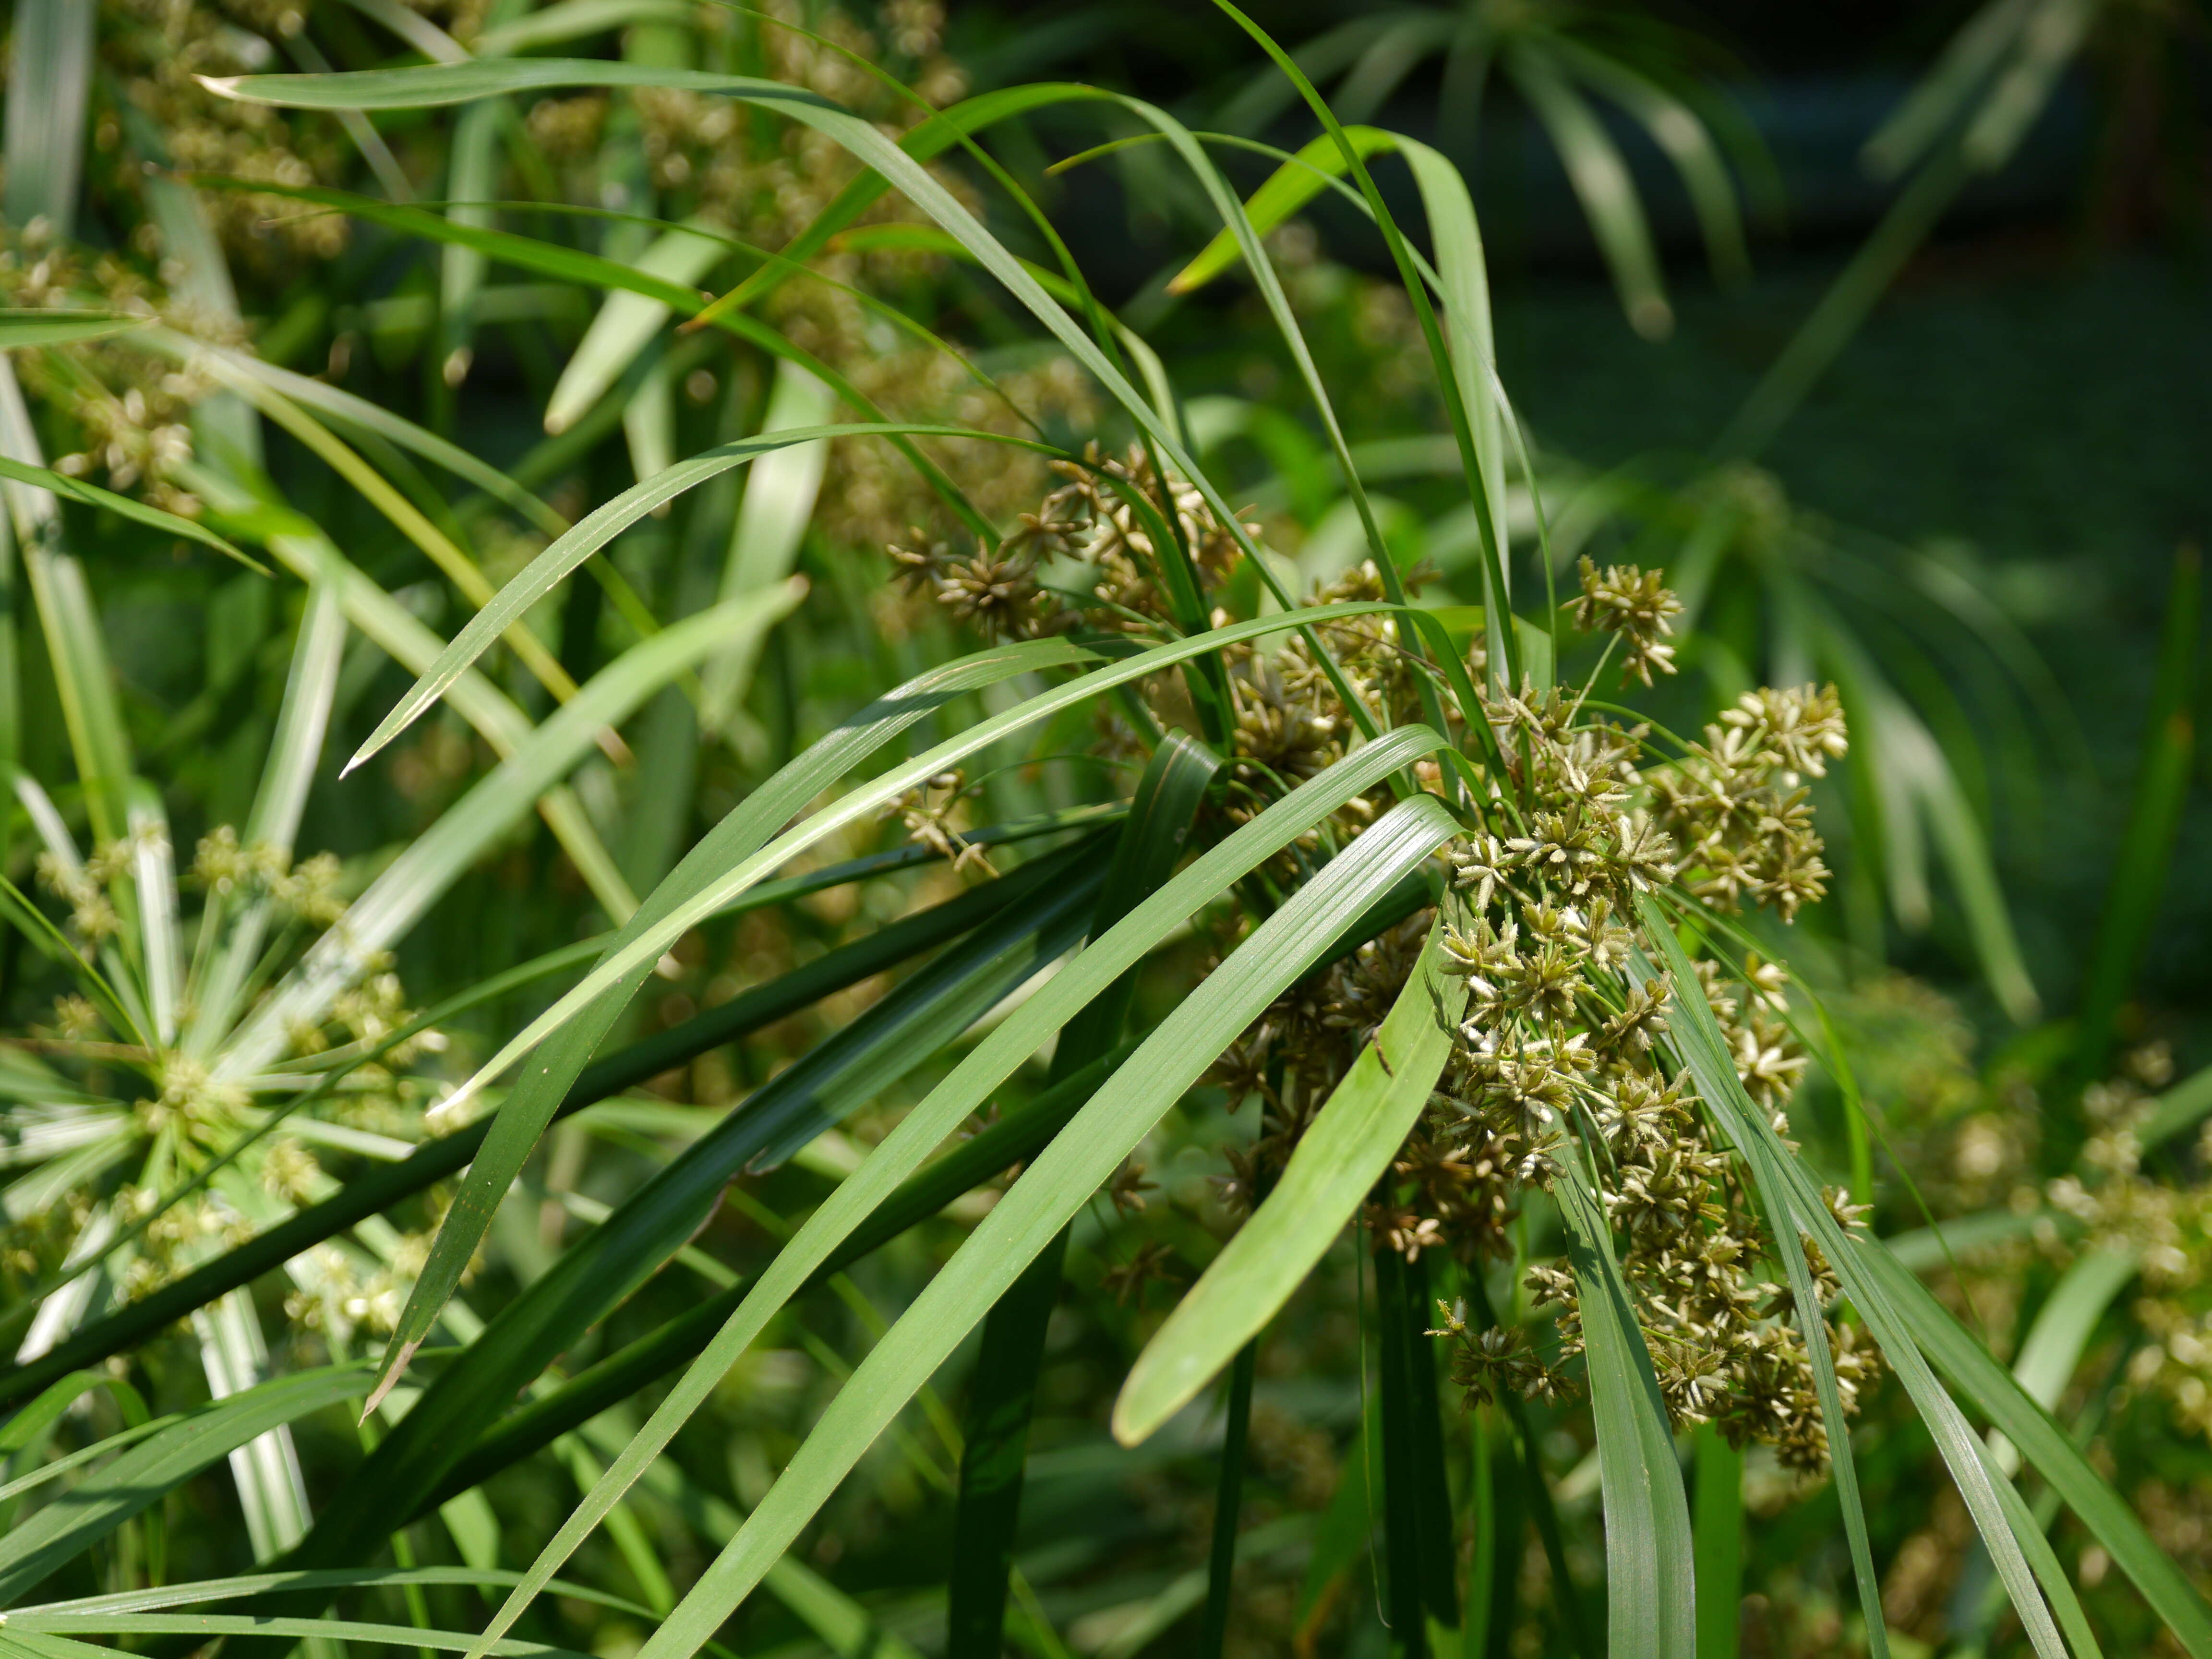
0,229,229,511
1424,676,1872,1468
13,824,443,1312
895,458,1875,1470
891,442,1252,642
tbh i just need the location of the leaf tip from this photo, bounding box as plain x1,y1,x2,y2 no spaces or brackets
424,1078,480,1132
196,74,243,99
1108,1394,1149,1448
1630,295,1675,341
360,1337,421,1420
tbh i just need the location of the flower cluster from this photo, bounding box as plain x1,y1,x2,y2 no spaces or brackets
0,229,230,510
11,821,444,1310
97,0,351,270
879,769,994,876
890,442,1253,643
2042,1051,2212,1439
1422,679,1869,1467
1574,555,1683,686
1647,685,1846,920
895,450,1872,1469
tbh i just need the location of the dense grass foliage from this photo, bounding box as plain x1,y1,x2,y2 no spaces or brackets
0,3,2208,1658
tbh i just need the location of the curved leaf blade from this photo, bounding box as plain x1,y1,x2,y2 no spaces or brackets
363,637,1096,1410
1115,918,1465,1443
458,729,1449,1659
343,423,1045,772
0,1367,371,1604
0,454,264,573
627,794,1465,1659
219,585,802,1080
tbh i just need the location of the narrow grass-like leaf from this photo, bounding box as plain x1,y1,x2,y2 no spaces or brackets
1166,130,1395,294
1990,1248,2137,1476
345,423,1046,771
0,360,135,848
175,340,566,537
189,1289,314,1563
0,1366,370,1604
947,1231,1071,1651
1192,17,1521,683
543,219,729,436
364,637,1094,1409
1825,625,2040,1022
2140,1062,2212,1153
183,578,347,1057
1,0,96,237
697,360,835,732
205,67,1370,682
218,586,801,1080
1852,1239,2212,1656
183,175,999,545
0,863,1015,1408
0,454,263,572
437,98,502,389
1198,1342,1260,1658
0,313,144,347
5,1617,583,1657
1968,1429,2106,1659
173,465,640,926
1691,1425,1743,1659
1548,38,1750,284
0,1371,128,1461
947,734,1219,1650
1641,908,2062,1659
125,786,182,1046
1716,148,1972,459
428,608,1400,1123
1375,1240,1460,1643
457,728,1447,1659
1116,920,1465,1443
1552,1155,1695,1659
421,1044,1138,1510
274,852,1106,1609
471,0,692,55
8,1566,654,1621
1959,0,2097,170
1505,44,1671,339
1862,0,2034,178
685,81,1114,333
202,367,581,709
625,794,1463,1659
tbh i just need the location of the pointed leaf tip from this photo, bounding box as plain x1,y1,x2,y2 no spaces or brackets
360,1336,423,1421
197,74,242,97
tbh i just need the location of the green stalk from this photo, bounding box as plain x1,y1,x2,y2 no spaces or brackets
1198,1342,1259,1658
1692,1426,1743,1659
1462,1271,1593,1659
1374,1242,1431,1658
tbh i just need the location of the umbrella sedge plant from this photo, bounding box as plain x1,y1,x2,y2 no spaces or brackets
0,9,2204,1659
